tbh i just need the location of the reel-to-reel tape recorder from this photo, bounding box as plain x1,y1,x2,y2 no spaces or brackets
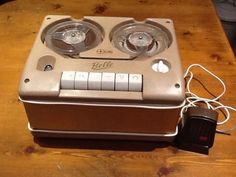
19,15,185,141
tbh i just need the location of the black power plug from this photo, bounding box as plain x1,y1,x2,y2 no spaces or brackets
175,107,218,154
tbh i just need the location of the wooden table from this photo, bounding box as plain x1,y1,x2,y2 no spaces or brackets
1,0,236,176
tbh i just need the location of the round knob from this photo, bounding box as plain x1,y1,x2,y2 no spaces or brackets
152,60,170,73
62,29,86,45
126,32,155,51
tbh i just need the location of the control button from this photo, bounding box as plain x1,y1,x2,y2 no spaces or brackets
152,60,170,73
75,72,89,90
60,71,75,89
102,72,115,91
88,72,102,90
129,74,142,92
115,73,129,91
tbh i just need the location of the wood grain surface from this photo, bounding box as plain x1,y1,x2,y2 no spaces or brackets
0,0,236,177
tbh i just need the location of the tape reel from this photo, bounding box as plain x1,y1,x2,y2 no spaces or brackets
44,20,103,56
110,22,171,57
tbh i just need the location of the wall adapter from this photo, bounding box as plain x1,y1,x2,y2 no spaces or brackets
176,107,218,154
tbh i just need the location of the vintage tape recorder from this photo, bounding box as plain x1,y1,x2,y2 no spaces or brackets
19,15,185,141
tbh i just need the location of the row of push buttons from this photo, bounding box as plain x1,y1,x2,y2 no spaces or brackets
60,71,143,92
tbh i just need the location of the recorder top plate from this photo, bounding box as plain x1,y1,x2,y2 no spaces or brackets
19,16,185,106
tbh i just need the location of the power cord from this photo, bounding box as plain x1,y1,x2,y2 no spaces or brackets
181,64,236,133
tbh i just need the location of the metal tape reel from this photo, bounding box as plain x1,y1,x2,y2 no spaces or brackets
111,22,171,57
44,20,103,57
